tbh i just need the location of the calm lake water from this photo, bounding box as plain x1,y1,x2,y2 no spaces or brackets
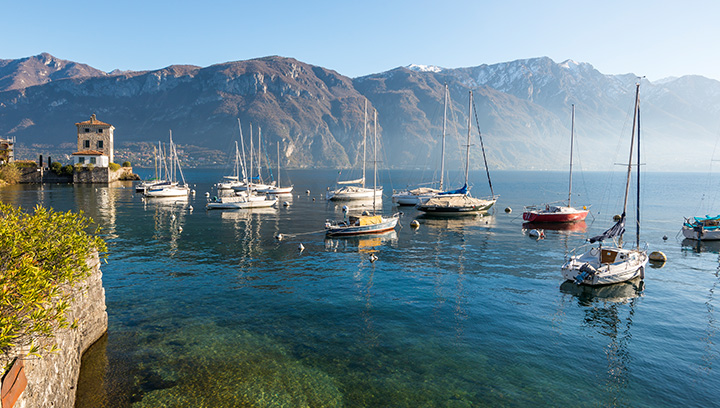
2,169,719,407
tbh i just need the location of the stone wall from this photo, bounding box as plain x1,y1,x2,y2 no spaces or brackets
73,166,137,183
1,253,108,408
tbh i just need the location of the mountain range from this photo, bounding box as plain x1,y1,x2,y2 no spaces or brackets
1,53,719,172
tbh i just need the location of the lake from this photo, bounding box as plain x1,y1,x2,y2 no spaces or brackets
2,169,718,407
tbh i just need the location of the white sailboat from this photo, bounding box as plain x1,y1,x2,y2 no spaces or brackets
216,141,243,190
136,143,168,192
326,99,383,201
562,83,648,286
256,141,293,195
232,124,276,193
392,84,449,206
207,119,277,210
417,90,497,215
325,109,399,236
144,131,190,198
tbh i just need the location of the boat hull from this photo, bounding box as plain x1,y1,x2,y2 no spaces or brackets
522,209,589,223
327,188,383,201
144,187,189,198
561,246,648,286
681,226,720,240
417,197,496,216
325,216,399,236
206,197,277,210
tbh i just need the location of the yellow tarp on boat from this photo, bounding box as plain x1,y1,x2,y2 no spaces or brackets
359,215,382,226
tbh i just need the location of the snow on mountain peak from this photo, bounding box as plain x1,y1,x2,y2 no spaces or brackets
407,64,444,73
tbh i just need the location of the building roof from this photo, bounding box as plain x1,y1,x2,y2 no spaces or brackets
72,150,106,156
75,114,112,127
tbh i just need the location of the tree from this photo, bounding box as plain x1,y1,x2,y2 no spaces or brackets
0,204,106,362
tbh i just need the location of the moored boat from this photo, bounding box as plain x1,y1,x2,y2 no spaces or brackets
681,215,720,240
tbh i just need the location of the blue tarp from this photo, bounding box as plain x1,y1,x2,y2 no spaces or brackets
439,184,468,196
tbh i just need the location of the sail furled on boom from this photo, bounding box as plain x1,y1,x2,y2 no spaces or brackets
589,213,626,243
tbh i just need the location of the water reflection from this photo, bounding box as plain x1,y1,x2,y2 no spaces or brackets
681,238,720,254
143,197,189,257
420,214,495,231
324,230,398,252
522,220,587,234
560,279,643,406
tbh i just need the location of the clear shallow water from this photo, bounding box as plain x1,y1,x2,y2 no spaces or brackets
3,170,719,407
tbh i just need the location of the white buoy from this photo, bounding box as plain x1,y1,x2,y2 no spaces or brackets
312,197,316,201
342,205,349,213
410,220,420,229
189,205,193,212
178,226,183,232
283,201,289,207
191,189,196,195
529,229,545,239
275,233,283,241
613,214,622,221
171,214,176,220
298,243,305,252
504,207,512,213
205,192,210,198
369,254,378,263
306,190,310,195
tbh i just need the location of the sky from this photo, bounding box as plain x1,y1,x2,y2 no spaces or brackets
1,0,718,81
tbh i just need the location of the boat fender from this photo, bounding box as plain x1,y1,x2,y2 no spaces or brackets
639,266,645,279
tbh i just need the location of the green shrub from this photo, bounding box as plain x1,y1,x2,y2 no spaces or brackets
0,204,106,360
108,162,121,171
50,161,63,174
86,163,94,171
61,165,74,176
121,161,131,167
0,164,20,184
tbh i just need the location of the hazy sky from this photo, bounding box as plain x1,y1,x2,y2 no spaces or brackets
2,0,717,81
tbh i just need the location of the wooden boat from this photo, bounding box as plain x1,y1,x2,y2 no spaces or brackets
326,108,398,236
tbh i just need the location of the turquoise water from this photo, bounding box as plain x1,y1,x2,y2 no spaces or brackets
2,170,719,407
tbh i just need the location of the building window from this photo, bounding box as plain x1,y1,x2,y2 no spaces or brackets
79,157,85,164
90,157,96,164
98,129,103,133
84,140,90,148
97,140,104,149
85,128,90,133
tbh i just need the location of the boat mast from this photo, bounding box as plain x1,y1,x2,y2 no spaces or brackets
277,141,281,188
169,130,174,183
464,91,472,188
568,104,575,207
249,124,254,189
440,84,447,191
363,99,367,189
472,95,494,198
237,119,249,187
621,84,641,244
257,126,263,184
636,86,641,249
373,108,378,214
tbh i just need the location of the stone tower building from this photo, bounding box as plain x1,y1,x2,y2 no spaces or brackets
75,114,114,164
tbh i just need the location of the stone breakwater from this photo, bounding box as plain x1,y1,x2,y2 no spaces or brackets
1,252,107,408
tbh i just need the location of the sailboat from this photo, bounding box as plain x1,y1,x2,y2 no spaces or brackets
144,131,190,198
523,105,589,223
216,141,243,190
232,124,276,193
136,142,168,192
326,99,383,201
325,109,399,236
417,90,497,215
561,83,648,286
207,120,277,209
392,84,449,206
256,141,293,195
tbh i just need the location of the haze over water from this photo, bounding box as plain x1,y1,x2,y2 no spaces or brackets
2,169,718,407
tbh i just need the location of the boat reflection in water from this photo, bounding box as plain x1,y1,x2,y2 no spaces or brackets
560,278,643,407
681,238,720,254
324,230,398,252
419,213,495,230
522,220,587,234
